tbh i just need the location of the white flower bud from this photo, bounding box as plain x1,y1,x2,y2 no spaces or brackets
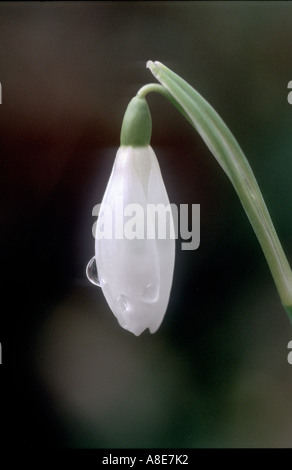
95,145,175,335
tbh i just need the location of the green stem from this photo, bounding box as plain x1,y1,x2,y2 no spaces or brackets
137,83,168,99
146,60,292,323
137,83,193,126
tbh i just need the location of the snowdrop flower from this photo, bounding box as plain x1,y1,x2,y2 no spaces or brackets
94,96,175,335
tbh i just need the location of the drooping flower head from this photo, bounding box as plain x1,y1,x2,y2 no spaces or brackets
94,96,175,335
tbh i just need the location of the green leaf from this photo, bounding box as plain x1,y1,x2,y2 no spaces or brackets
147,60,292,319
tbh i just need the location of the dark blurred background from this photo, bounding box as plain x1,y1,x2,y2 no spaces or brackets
1,1,292,448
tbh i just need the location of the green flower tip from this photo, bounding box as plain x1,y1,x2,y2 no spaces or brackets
120,96,152,147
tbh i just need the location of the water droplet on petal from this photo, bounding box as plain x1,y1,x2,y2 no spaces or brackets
115,294,128,312
142,282,159,303
86,256,101,287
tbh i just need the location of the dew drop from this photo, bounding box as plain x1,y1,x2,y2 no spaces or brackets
115,294,128,312
86,256,101,287
142,282,159,303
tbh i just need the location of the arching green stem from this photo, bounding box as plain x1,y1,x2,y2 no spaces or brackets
137,83,194,126
145,60,292,323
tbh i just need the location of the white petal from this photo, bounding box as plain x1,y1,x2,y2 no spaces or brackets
95,146,175,335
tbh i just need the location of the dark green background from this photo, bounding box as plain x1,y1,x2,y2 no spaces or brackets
1,1,292,448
